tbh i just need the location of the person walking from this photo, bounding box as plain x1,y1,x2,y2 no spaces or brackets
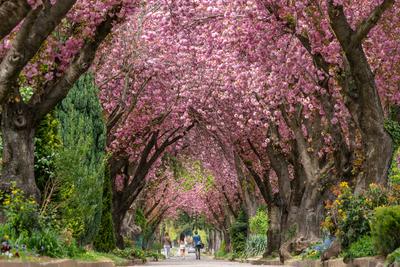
179,233,186,258
163,232,172,259
192,231,202,260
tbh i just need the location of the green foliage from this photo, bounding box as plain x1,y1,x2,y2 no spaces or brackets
385,119,400,149
55,73,106,245
322,182,399,249
229,209,248,258
249,208,268,235
72,250,129,265
0,185,39,235
135,208,147,230
53,123,103,244
0,184,79,258
93,169,116,252
389,148,400,185
244,234,267,257
343,235,376,260
165,221,178,241
387,247,400,265
301,244,322,260
144,250,165,261
112,248,147,263
34,112,62,192
151,241,163,252
168,157,214,191
20,86,34,102
21,228,79,258
215,240,228,258
385,118,400,185
371,206,400,255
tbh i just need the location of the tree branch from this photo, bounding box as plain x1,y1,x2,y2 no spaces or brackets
327,1,354,49
0,0,76,104
0,0,30,41
31,5,121,124
106,76,151,134
351,0,394,46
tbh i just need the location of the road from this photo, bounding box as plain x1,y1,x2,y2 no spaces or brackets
141,254,284,267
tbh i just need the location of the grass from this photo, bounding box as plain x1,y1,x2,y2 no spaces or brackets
72,251,131,265
0,250,131,266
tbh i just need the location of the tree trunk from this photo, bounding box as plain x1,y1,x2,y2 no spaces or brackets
344,46,393,191
265,204,281,256
207,229,213,253
327,2,394,192
112,206,126,249
292,183,323,250
340,45,393,192
0,101,39,199
215,230,222,252
222,229,231,252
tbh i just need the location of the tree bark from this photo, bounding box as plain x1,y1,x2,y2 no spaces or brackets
327,0,394,191
265,204,281,256
222,229,231,252
0,100,39,199
0,0,30,41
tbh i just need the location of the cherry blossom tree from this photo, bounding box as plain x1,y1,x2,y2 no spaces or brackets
94,3,199,246
146,0,399,257
0,0,140,198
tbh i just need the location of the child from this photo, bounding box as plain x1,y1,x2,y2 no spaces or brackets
179,233,186,258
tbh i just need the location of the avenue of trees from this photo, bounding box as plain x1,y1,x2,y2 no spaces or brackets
0,0,400,263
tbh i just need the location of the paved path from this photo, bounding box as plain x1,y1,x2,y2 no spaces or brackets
141,254,283,267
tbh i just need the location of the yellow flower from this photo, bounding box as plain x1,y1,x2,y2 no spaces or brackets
369,183,378,190
340,182,349,189
3,200,10,205
334,199,342,205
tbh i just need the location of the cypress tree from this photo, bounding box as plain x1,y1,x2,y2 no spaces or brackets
93,165,117,252
55,73,106,245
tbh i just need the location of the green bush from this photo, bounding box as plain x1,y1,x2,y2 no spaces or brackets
390,148,400,185
0,185,80,258
322,182,399,249
34,112,62,192
0,185,39,235
112,248,147,263
215,240,227,257
249,208,268,235
385,119,400,149
93,168,116,252
343,235,376,260
387,247,400,265
144,250,165,261
23,228,65,257
386,118,400,185
230,209,248,258
244,234,267,257
152,241,162,252
371,206,400,255
55,73,106,245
